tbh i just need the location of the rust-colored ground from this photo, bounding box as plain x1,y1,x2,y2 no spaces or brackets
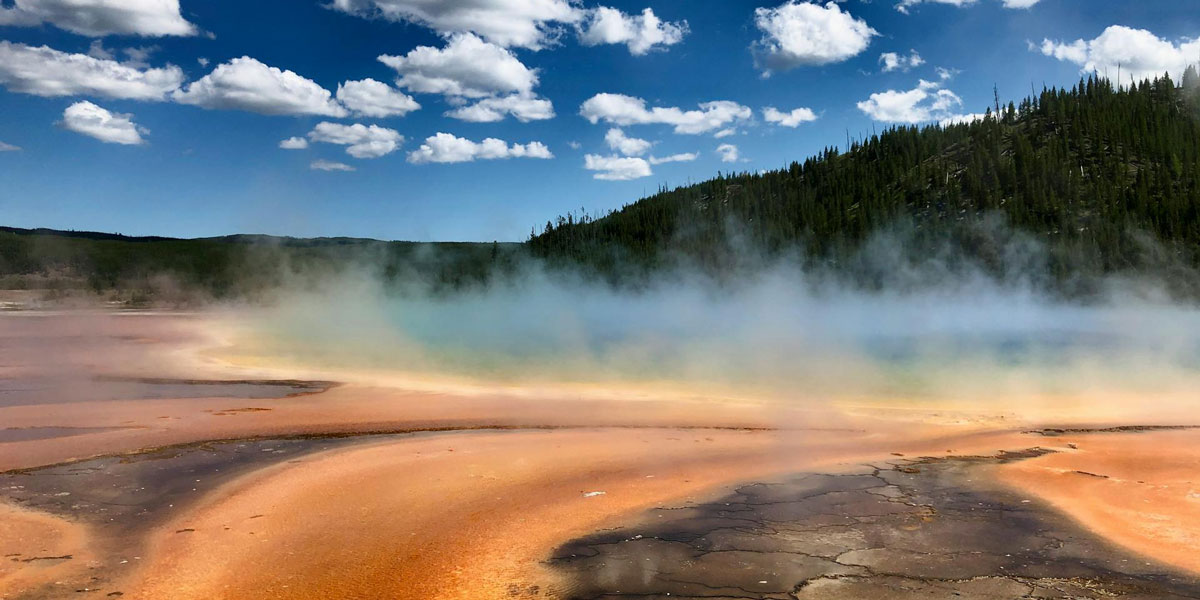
997,428,1200,575
2,311,1198,599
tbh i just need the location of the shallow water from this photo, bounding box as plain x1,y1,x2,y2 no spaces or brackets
0,377,332,408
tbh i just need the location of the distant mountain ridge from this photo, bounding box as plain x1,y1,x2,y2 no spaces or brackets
0,226,520,300
0,226,391,246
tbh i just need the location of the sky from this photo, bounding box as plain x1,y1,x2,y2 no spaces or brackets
0,0,1197,242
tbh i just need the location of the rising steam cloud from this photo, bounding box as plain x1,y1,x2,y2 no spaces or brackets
214,224,1200,425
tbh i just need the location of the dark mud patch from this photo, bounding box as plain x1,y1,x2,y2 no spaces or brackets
1027,425,1200,437
0,436,371,537
93,376,339,397
0,377,337,408
0,427,135,443
548,449,1200,599
0,434,377,600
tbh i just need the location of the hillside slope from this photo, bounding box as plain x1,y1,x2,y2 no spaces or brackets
531,74,1200,294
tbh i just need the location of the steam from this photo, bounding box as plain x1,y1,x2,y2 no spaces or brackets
215,224,1200,425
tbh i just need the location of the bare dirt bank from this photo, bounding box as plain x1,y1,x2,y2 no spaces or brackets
998,428,1200,576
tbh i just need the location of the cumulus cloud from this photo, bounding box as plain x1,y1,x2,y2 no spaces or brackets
584,154,651,180
378,35,554,123
714,128,737,139
336,78,420,118
0,0,197,37
896,0,1041,13
174,57,348,117
329,0,578,50
856,79,964,123
577,7,687,55
648,152,697,164
580,93,752,135
895,0,971,12
753,1,877,75
0,41,184,100
86,40,113,60
1039,25,1200,84
880,49,924,72
310,159,356,172
408,133,553,164
716,143,739,163
306,122,403,159
445,93,554,122
762,106,818,127
605,128,652,156
279,136,309,150
59,100,146,145
0,141,22,152
939,112,988,127
379,33,538,100
122,45,158,69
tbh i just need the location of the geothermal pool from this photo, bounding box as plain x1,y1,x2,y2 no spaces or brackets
1,299,1199,599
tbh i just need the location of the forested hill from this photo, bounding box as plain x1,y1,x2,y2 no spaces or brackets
529,73,1200,292
0,227,522,299
5,74,1200,302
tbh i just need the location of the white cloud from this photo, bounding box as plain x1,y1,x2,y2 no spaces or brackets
648,152,697,165
310,159,356,172
121,46,157,69
716,143,739,163
174,57,348,117
0,0,197,37
577,7,687,55
279,136,309,150
935,66,958,80
584,154,651,180
580,94,752,135
307,122,403,159
605,128,652,156
753,1,877,75
895,0,972,12
0,141,21,152
762,106,817,127
408,133,553,164
1039,25,1200,84
197,57,208,67
59,100,146,145
714,128,737,139
0,41,184,100
328,0,578,50
896,0,1041,13
378,33,538,100
87,40,113,60
939,112,988,127
880,50,924,72
336,78,420,118
445,93,554,122
856,79,963,123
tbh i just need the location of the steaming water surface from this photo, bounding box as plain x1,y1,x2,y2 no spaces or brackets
224,274,1200,419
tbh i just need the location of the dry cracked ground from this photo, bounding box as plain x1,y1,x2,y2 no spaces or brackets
548,449,1200,600
5,432,1200,599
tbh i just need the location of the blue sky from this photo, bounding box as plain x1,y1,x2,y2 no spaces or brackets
0,0,1197,241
